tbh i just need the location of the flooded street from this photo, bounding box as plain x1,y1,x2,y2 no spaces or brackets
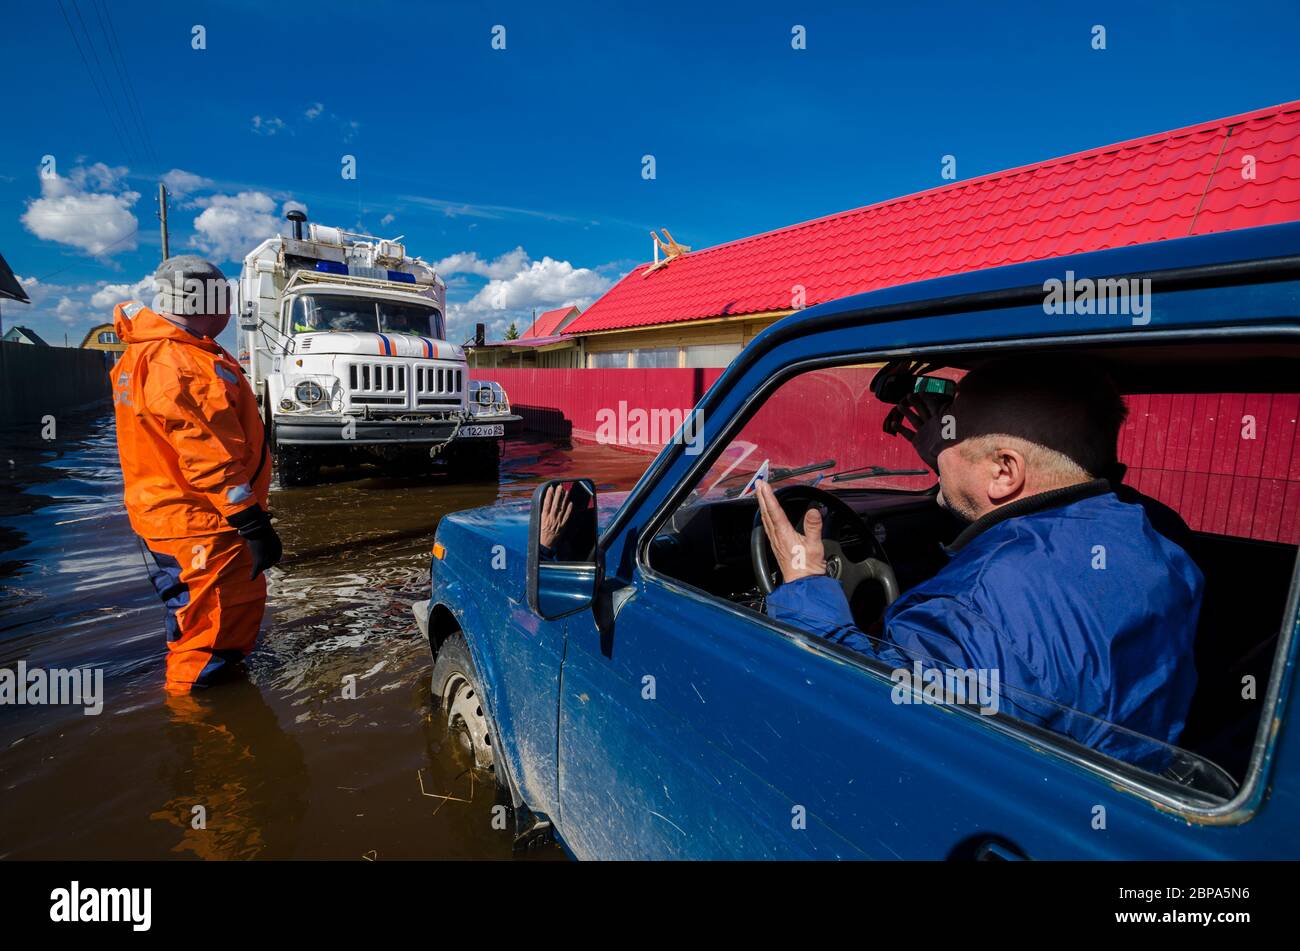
0,410,650,860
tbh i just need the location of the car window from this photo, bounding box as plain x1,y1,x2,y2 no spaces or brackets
1117,392,1299,544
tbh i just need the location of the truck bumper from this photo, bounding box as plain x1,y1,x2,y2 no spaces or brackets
274,414,523,446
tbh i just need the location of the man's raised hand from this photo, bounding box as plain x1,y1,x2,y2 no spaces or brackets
755,479,827,584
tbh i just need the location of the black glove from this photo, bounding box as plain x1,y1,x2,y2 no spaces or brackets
883,392,955,474
227,505,283,580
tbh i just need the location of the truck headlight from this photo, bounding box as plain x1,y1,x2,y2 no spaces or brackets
295,380,325,406
469,381,508,415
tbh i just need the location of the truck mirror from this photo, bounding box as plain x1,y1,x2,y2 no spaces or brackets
527,478,600,620
238,302,258,331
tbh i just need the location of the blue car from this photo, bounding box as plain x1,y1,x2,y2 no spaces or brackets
415,222,1300,859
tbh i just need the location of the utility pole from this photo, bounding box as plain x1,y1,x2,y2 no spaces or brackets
157,183,170,262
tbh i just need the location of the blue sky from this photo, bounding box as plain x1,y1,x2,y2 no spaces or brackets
2,0,1297,349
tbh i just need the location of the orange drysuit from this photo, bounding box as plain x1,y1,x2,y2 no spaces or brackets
111,302,272,693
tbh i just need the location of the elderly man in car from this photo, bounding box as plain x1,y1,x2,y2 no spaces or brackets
756,357,1203,769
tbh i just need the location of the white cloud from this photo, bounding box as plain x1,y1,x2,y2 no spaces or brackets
54,296,86,326
90,273,153,309
402,194,578,223
435,246,530,280
440,249,611,340
190,192,305,263
20,162,139,257
7,272,151,342
380,212,395,226
161,168,214,197
251,115,286,135
471,257,609,312
305,102,324,120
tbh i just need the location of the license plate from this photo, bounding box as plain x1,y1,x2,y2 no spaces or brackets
459,424,504,438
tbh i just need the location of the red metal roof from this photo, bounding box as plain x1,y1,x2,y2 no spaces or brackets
522,305,580,339
565,101,1300,335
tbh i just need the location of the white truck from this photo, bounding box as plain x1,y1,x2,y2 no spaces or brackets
237,210,520,485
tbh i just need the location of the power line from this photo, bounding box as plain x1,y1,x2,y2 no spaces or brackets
55,0,135,163
93,0,159,167
35,227,141,282
70,0,140,165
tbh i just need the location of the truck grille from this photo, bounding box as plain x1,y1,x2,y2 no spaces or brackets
348,362,407,405
414,364,463,408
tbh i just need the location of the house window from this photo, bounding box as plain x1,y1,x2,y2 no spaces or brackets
98,331,118,345
589,351,630,368
634,347,679,368
684,343,742,368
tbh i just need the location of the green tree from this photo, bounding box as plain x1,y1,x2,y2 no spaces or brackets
504,322,520,340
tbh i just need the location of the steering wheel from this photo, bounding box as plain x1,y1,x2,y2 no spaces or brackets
750,484,900,608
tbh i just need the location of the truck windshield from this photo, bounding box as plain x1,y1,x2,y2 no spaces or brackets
379,301,446,339
291,294,445,339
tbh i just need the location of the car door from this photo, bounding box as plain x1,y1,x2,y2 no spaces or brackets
556,322,1300,859
558,486,1300,862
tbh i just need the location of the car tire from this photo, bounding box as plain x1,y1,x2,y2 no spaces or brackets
430,633,496,773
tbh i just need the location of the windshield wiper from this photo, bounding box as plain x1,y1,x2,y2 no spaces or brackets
721,459,837,498
830,464,930,483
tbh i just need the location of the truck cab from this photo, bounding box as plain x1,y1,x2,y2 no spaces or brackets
238,212,521,484
415,221,1300,859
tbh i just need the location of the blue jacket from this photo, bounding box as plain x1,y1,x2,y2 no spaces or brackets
766,482,1203,769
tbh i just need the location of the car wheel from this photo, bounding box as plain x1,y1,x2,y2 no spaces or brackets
430,633,495,772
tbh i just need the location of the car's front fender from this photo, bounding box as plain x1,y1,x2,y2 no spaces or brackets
427,565,564,821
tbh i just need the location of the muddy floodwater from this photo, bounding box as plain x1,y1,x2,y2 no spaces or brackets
0,410,650,860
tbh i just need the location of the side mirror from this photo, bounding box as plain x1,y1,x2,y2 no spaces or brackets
239,301,258,331
527,479,600,620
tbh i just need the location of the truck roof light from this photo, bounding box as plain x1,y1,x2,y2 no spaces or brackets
314,260,348,275
386,271,416,283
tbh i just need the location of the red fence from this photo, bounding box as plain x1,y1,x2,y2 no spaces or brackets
476,368,1299,543
477,368,723,447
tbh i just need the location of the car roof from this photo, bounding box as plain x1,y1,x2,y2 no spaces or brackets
779,220,1300,333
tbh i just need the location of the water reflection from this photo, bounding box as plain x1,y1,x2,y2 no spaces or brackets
152,677,308,859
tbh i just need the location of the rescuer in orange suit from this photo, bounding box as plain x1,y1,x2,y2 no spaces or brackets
110,256,282,694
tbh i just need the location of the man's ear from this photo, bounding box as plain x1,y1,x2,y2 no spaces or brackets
986,446,1027,503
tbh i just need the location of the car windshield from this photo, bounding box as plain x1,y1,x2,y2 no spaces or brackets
688,365,942,504
290,294,444,338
